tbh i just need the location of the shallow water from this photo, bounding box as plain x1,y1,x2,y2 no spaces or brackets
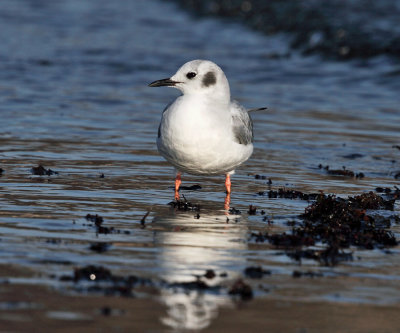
0,0,400,331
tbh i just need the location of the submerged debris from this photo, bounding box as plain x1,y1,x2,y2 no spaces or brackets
73,265,113,282
248,205,257,215
287,246,353,266
31,164,58,176
375,187,394,194
341,153,364,159
89,242,111,253
258,188,320,200
252,174,272,184
267,233,314,247
85,214,115,234
318,164,364,178
229,207,241,215
228,279,253,301
59,265,151,297
179,184,202,190
292,270,323,278
57,265,246,300
168,279,218,291
140,211,150,227
244,266,271,279
85,214,103,225
204,269,216,279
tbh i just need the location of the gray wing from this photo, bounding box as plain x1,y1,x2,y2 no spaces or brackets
231,100,253,145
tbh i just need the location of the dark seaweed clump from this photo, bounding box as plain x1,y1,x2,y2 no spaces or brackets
228,279,253,301
319,164,364,178
85,213,103,225
168,278,220,292
84,214,131,235
204,269,216,279
248,205,257,215
375,186,400,201
73,265,113,282
60,266,250,300
244,266,271,279
229,207,241,215
179,184,202,190
251,191,398,266
254,175,272,184
89,242,111,253
85,213,111,234
292,270,323,278
31,164,58,176
258,188,320,200
287,246,354,266
168,196,201,211
59,265,150,297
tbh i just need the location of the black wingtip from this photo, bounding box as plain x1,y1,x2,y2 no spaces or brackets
247,107,268,112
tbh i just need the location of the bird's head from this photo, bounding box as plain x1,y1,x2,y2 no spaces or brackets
149,60,230,103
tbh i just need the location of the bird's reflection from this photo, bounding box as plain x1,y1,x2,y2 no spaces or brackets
152,206,247,331
224,192,231,211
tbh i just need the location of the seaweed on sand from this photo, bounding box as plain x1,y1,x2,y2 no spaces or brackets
31,164,58,176
168,195,201,211
252,191,398,266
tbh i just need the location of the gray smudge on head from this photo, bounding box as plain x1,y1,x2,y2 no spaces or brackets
202,71,216,87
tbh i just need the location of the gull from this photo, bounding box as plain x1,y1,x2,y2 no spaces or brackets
149,60,265,208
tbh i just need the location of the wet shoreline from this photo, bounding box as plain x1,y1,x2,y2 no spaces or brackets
168,0,400,60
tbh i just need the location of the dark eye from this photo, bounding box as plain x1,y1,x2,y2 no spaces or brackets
186,72,196,79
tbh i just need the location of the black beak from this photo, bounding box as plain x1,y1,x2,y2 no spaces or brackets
148,78,179,87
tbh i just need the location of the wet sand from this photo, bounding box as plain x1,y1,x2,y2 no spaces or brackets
2,266,399,333
206,299,400,333
0,266,165,333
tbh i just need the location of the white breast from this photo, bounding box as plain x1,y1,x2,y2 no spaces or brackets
157,96,253,175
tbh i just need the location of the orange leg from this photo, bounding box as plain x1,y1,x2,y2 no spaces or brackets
224,174,231,210
174,172,182,201
225,173,231,194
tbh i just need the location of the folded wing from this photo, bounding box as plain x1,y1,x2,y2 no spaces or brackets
230,100,253,145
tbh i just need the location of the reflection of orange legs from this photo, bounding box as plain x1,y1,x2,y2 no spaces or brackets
174,172,182,200
224,173,231,210
224,193,231,211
